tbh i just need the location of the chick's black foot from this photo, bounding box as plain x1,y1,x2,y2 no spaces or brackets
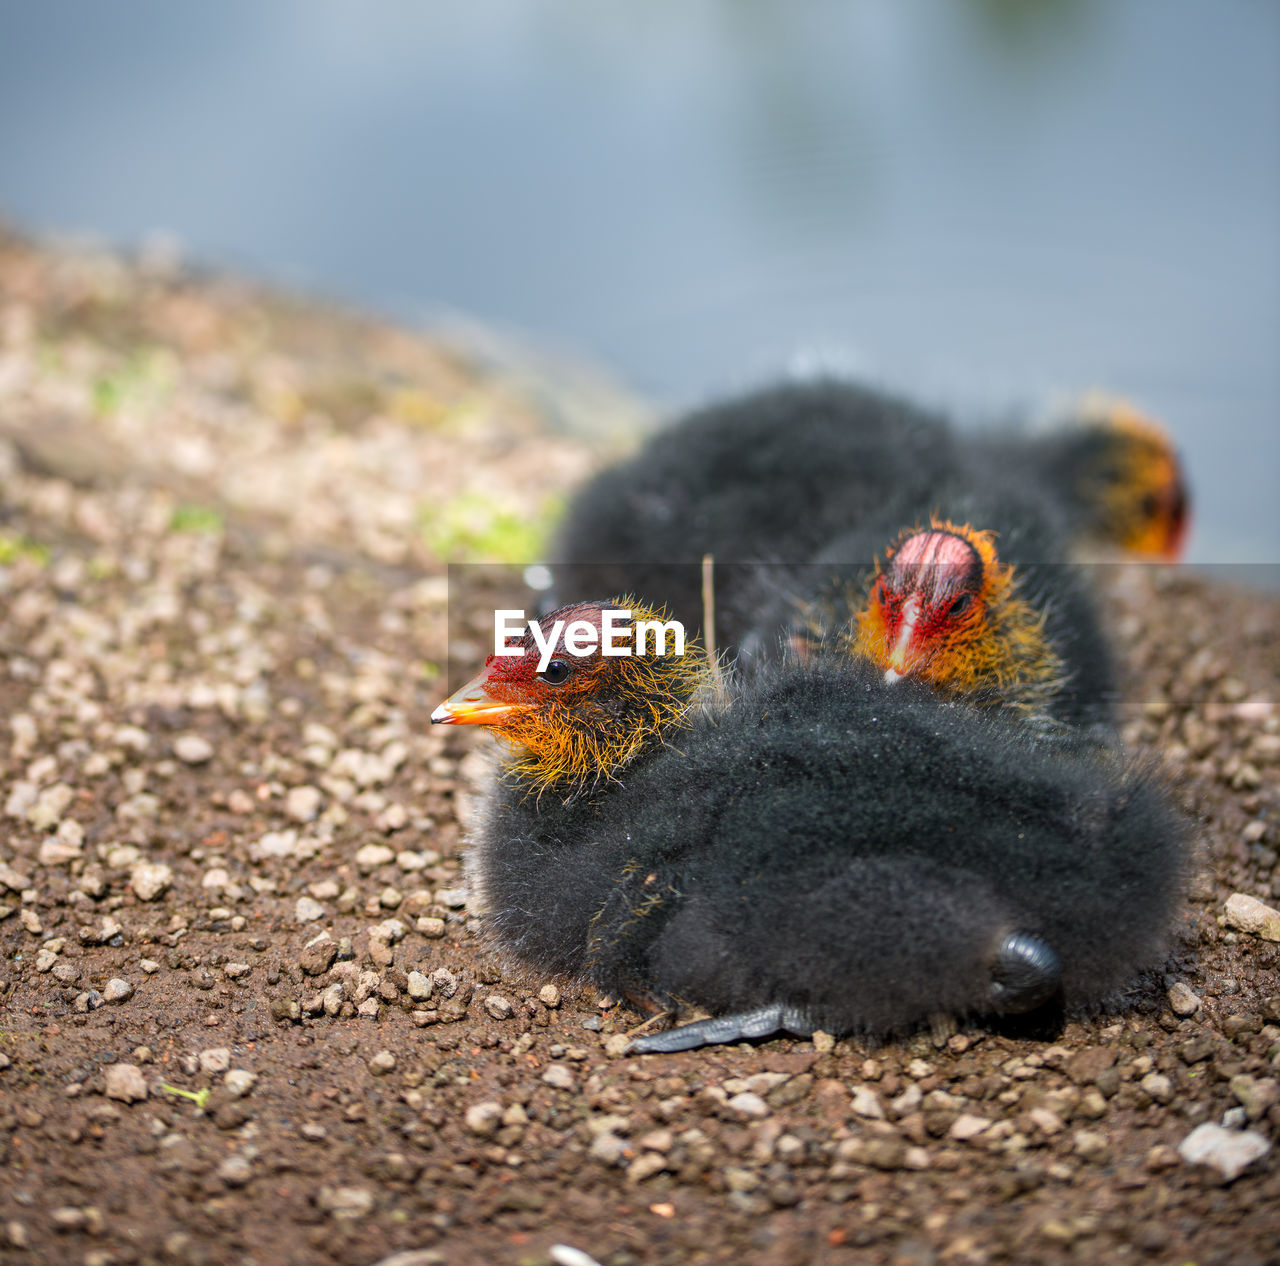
988,931,1062,1013
626,1004,815,1054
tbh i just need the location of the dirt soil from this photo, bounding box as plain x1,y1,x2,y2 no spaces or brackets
1,225,1278,1266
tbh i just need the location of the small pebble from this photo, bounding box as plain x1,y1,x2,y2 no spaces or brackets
227,789,255,814
217,1154,252,1187
863,1138,907,1171
1028,1106,1064,1135
484,994,514,1020
224,1069,258,1098
549,1246,606,1266
370,918,407,945
727,1092,770,1119
198,1047,231,1074
850,1086,885,1120
354,843,395,871
39,837,82,865
949,1114,992,1142
130,861,173,901
379,803,409,832
464,1101,503,1137
369,1050,396,1075
294,896,326,924
1229,1074,1280,1121
626,1152,668,1184
285,785,323,822
1077,1089,1108,1119
1073,1130,1109,1162
316,1185,375,1220
299,937,338,976
103,978,134,1004
104,1063,148,1103
1223,892,1280,941
1167,981,1202,1016
589,1131,629,1166
542,1064,575,1090
1178,1122,1272,1181
174,734,214,765
51,1206,103,1233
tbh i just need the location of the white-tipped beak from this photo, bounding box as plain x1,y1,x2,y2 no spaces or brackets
882,596,919,681
430,682,525,726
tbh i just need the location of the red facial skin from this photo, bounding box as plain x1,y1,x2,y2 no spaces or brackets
431,599,708,796
431,602,615,726
865,530,986,682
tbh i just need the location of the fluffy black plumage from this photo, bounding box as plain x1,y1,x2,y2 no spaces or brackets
466,659,1187,1050
551,378,1175,683
550,378,960,646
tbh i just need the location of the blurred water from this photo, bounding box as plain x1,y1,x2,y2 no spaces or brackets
1,0,1276,568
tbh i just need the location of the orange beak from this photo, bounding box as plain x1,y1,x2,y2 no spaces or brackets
431,669,529,726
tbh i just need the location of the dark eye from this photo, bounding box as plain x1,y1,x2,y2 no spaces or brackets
948,593,973,618
538,659,573,686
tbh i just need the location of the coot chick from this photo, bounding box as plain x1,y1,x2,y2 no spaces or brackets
434,603,1186,1052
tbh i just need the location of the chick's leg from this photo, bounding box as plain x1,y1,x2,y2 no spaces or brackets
626,1003,814,1054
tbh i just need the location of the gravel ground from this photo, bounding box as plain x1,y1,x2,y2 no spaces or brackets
1,225,1277,1266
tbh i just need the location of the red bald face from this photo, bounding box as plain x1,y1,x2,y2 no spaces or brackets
432,602,617,725
869,530,985,680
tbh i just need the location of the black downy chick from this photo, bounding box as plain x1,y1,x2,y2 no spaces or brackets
433,602,1187,1053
